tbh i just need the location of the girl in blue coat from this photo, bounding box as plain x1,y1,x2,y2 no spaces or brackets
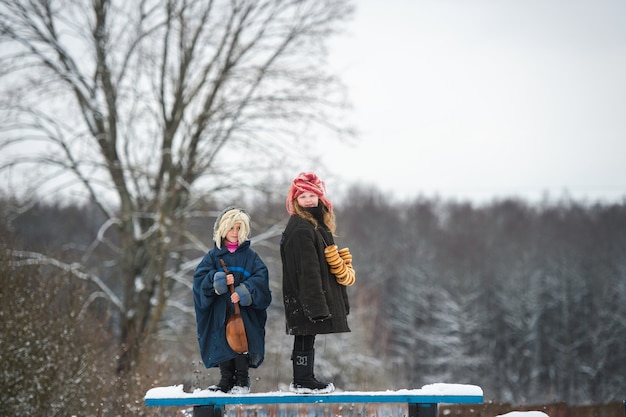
193,207,271,393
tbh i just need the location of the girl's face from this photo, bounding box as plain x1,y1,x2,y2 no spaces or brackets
225,223,241,244
297,191,319,208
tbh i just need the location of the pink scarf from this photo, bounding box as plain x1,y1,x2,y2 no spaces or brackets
226,241,239,253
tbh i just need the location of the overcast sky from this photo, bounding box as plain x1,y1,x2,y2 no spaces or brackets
316,0,626,204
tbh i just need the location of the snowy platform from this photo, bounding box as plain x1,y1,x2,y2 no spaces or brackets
145,383,483,417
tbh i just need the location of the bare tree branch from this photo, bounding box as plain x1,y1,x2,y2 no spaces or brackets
9,249,123,311
0,0,354,374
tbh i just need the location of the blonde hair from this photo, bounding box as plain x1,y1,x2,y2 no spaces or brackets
213,207,251,249
293,201,336,234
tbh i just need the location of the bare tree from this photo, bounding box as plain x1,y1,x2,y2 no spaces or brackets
0,0,353,374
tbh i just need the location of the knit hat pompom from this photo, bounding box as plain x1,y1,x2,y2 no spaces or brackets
213,207,251,249
286,171,333,215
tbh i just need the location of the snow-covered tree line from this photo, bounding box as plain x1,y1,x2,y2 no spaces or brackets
3,190,625,413
338,187,626,404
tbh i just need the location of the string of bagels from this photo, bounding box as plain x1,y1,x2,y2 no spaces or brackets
324,245,355,286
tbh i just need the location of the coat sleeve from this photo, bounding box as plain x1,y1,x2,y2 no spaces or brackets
290,227,330,320
341,284,350,315
193,253,219,311
241,251,272,310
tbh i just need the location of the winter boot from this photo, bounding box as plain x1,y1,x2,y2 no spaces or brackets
230,354,250,394
208,360,235,393
290,349,335,394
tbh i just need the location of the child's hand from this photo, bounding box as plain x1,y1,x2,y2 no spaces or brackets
231,292,240,304
226,273,234,285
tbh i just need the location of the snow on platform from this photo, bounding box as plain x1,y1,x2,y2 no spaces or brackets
145,383,484,407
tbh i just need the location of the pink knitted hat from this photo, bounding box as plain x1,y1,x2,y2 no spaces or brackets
286,172,333,215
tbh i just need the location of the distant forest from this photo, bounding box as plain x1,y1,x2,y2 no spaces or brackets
2,188,625,413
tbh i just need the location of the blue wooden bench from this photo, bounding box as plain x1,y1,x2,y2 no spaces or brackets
145,383,483,417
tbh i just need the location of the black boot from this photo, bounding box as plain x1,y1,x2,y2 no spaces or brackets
231,354,250,394
208,360,235,393
290,349,334,394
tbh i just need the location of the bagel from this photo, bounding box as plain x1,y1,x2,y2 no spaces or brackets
325,253,343,266
344,269,355,286
337,267,354,285
329,258,343,267
328,259,344,269
335,269,348,280
324,244,338,254
338,248,353,265
330,263,347,275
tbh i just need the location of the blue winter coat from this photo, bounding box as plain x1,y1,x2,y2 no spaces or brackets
193,240,271,368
